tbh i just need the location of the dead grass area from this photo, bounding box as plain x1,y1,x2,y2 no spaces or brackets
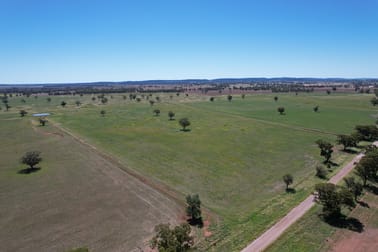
0,116,182,252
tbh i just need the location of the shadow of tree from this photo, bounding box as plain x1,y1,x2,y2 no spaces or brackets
322,214,364,233
286,188,296,194
365,184,378,195
188,217,203,228
358,201,370,208
180,129,191,132
18,167,41,174
343,149,359,154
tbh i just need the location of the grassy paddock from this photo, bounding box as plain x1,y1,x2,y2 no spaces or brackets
2,92,377,250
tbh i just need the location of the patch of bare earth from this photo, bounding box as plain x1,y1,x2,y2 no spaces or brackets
329,228,378,252
0,119,182,252
328,192,378,252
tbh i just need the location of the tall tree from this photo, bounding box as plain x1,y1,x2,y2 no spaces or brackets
283,174,294,190
316,140,334,164
186,194,202,225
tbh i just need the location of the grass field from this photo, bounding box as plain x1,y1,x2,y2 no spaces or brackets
2,92,377,251
0,112,181,252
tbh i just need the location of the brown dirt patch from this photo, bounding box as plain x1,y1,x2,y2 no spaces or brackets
330,228,378,252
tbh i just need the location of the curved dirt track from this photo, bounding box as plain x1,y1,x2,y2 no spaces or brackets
241,143,377,252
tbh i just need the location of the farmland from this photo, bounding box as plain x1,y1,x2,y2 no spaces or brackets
1,92,377,251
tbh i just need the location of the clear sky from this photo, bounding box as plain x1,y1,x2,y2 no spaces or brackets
0,0,377,84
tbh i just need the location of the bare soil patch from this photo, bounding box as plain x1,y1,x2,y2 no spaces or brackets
0,119,182,252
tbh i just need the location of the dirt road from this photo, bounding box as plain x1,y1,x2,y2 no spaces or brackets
241,143,377,252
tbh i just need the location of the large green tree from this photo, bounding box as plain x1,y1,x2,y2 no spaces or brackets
315,183,355,217
355,149,378,186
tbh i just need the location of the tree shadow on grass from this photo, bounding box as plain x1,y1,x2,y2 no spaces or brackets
286,188,296,194
322,214,364,233
357,201,370,208
365,184,378,195
342,149,359,154
180,129,191,132
187,217,203,228
18,167,41,174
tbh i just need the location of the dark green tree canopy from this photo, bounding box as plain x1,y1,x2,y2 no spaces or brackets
283,174,294,190
168,111,175,120
337,134,358,150
277,107,285,115
179,118,191,131
315,183,355,217
186,194,202,225
316,139,334,163
21,151,42,170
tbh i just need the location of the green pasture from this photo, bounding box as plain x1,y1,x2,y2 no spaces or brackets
2,91,377,251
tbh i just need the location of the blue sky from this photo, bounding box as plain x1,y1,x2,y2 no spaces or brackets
0,0,377,83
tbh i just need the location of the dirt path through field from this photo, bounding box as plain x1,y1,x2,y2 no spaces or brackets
241,142,378,252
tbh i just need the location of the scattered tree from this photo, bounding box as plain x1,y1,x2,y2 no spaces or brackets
75,100,81,106
355,149,378,186
47,97,51,102
149,100,155,106
277,107,285,115
241,94,245,99
316,165,328,179
227,95,232,102
150,223,193,252
153,109,160,116
39,118,47,126
313,105,319,112
168,111,175,120
19,110,28,117
326,90,331,95
316,140,334,164
21,151,42,170
283,174,294,190
274,96,278,102
355,125,378,141
210,97,214,102
343,177,364,201
186,194,202,225
370,97,378,106
315,183,355,217
101,97,108,104
179,118,191,131
337,134,358,151
100,110,106,117
61,101,67,107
